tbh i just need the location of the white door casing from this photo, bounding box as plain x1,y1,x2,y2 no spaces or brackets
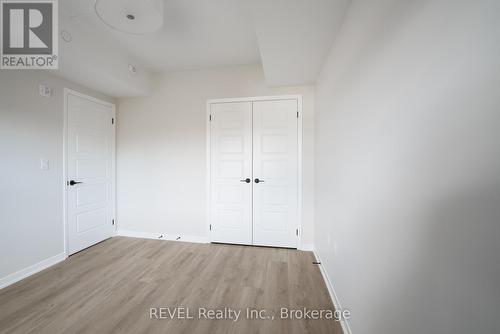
252,100,298,248
208,96,300,248
209,102,253,245
65,90,115,255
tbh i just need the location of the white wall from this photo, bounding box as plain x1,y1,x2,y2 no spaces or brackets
117,64,315,246
0,71,113,285
314,1,500,333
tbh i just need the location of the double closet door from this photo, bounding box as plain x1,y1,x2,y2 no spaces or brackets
210,98,299,248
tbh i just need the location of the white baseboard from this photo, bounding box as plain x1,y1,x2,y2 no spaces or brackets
117,230,209,244
299,243,314,251
313,248,353,334
0,252,67,290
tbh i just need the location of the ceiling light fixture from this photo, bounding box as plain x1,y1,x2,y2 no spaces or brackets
95,0,164,35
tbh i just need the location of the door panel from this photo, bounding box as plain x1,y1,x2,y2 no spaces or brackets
252,100,298,248
210,102,253,245
67,93,114,255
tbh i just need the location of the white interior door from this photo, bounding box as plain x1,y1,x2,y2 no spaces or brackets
66,91,115,255
210,102,253,245
252,100,298,248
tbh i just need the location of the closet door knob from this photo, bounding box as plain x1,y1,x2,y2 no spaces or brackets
240,178,251,183
254,178,264,183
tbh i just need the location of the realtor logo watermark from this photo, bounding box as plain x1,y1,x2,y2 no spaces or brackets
1,0,58,69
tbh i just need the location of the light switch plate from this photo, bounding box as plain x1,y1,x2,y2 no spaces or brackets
40,159,50,170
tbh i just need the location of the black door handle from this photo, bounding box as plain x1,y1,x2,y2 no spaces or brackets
69,180,83,186
254,178,264,183
240,178,251,183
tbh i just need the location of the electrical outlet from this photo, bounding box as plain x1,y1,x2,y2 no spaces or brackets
39,84,52,98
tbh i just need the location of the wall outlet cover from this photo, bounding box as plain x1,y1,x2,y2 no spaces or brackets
39,85,52,98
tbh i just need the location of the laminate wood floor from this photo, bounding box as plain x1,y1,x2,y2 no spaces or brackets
0,237,343,334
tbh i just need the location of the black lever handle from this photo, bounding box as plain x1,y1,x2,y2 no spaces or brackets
69,180,83,186
254,178,264,183
240,178,251,183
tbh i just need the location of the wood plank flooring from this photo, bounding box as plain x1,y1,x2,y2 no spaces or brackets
0,237,343,334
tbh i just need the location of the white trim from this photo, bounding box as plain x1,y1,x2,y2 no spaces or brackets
206,95,303,249
313,248,353,334
207,95,303,104
296,96,304,250
117,230,209,244
0,253,66,290
298,243,314,251
64,88,115,108
206,101,212,242
63,90,69,256
63,88,117,256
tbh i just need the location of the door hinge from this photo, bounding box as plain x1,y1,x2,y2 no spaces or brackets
112,219,115,226
297,111,299,118
296,229,299,236
209,114,212,121
210,224,212,231
112,118,114,124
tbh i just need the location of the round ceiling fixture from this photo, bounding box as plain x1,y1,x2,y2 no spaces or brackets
95,0,164,35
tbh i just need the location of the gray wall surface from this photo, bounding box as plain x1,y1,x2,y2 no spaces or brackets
314,1,500,333
0,71,113,281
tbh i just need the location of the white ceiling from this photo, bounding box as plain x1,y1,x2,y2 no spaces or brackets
62,0,261,72
60,0,351,94
250,0,351,86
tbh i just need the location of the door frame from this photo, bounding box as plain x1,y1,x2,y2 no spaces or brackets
206,95,304,249
63,88,117,257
